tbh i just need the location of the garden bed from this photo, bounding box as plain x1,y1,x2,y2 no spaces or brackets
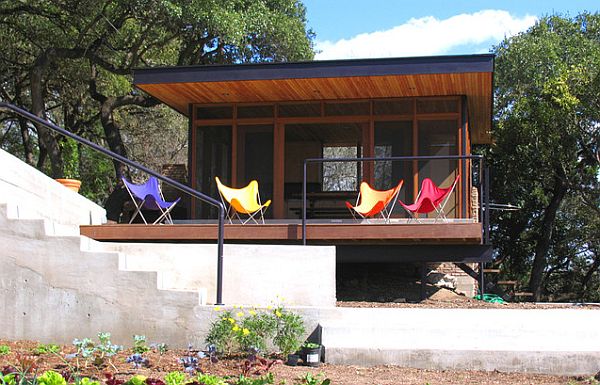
0,340,596,385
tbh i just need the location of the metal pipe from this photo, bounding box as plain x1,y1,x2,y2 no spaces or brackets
0,102,227,304
302,161,307,245
479,159,485,243
484,165,490,244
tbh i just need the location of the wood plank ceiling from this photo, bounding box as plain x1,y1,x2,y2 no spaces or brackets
135,57,493,144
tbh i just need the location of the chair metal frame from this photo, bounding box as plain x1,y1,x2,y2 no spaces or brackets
400,175,460,223
122,176,180,225
215,177,271,224
346,180,404,223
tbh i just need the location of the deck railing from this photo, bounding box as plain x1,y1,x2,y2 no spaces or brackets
302,155,490,245
0,102,227,305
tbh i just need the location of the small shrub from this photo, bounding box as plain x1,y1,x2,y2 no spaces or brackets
38,371,67,385
0,346,10,356
123,375,146,385
125,354,149,369
297,373,330,385
33,344,60,355
195,374,227,385
205,311,239,355
132,336,150,355
150,343,168,355
273,309,305,356
164,372,186,385
72,332,122,368
235,373,274,385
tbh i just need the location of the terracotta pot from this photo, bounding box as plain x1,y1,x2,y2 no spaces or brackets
55,178,82,193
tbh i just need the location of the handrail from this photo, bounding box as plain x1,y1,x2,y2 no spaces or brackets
0,102,226,305
302,154,489,245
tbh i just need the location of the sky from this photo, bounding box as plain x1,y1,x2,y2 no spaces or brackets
302,1,599,60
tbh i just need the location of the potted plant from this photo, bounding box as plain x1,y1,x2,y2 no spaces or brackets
55,138,82,193
301,342,322,367
273,308,305,366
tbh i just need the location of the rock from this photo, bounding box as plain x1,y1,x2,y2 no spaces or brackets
393,297,406,303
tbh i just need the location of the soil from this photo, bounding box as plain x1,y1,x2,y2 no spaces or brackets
1,340,597,385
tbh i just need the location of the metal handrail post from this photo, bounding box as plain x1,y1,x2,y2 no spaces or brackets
0,102,226,304
484,165,490,244
302,161,307,245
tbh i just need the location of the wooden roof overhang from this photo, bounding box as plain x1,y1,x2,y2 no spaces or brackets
133,54,494,143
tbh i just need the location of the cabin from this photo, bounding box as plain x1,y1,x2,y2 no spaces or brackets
82,54,494,299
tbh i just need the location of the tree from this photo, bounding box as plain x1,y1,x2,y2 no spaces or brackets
0,0,314,201
490,13,600,301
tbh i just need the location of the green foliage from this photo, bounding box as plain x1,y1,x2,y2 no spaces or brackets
206,306,306,357
194,374,227,385
0,345,10,355
78,379,100,385
38,371,67,385
124,375,147,385
0,373,17,385
132,335,150,354
490,12,600,301
235,373,274,385
33,343,60,355
164,372,187,385
72,332,123,367
273,309,305,356
296,373,330,385
0,0,314,193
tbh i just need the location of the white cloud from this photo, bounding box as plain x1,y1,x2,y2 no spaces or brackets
315,10,537,60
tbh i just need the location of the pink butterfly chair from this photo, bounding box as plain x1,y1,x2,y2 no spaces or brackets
399,175,460,222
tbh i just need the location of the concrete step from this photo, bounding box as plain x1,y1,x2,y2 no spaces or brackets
320,307,600,375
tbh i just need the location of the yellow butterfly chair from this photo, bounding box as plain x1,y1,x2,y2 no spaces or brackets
345,180,404,223
215,177,272,224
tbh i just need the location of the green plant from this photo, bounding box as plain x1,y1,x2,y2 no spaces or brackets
132,335,150,354
195,374,227,385
238,312,277,353
78,378,100,385
38,371,67,385
33,344,60,355
164,372,187,385
72,332,123,369
296,373,330,385
123,375,146,385
0,345,10,355
205,311,239,355
273,309,305,356
301,343,320,349
235,373,274,385
0,372,17,385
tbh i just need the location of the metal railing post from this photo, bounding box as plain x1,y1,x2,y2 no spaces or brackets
302,161,307,245
484,165,490,244
0,102,226,305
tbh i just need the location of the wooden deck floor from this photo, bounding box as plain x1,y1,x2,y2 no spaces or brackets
80,222,483,245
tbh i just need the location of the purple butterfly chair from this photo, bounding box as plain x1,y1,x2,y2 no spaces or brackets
122,176,181,224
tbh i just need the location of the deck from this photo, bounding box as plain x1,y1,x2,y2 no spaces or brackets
80,220,483,245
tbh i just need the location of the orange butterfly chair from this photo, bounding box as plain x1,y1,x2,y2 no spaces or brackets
215,177,271,224
345,180,404,223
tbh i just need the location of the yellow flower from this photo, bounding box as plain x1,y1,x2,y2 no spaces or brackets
266,305,273,310
214,306,221,312
275,310,282,318
232,325,240,332
236,311,244,317
249,310,257,316
227,317,235,324
242,328,250,336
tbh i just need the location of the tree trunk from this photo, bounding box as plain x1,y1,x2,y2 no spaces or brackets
580,254,600,299
99,99,129,179
529,175,568,301
30,53,63,177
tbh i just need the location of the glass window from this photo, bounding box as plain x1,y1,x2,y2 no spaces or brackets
196,106,233,119
278,103,321,117
195,125,231,218
324,102,369,116
322,146,358,191
237,105,274,118
373,99,413,115
374,120,414,207
416,99,459,114
418,119,459,217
